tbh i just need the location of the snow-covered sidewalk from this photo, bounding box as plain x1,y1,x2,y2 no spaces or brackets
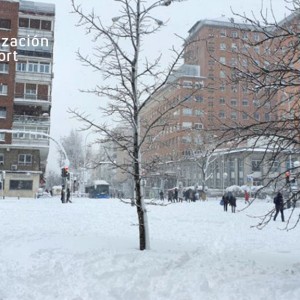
0,197,299,300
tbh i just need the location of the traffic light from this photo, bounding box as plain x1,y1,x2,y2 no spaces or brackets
61,166,69,178
285,171,290,184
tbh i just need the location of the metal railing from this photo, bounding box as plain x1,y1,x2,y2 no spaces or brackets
14,94,51,102
13,115,50,124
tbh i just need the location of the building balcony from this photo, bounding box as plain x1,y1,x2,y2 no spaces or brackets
16,71,52,83
11,138,50,147
18,28,54,40
14,94,51,109
13,114,50,126
10,137,50,164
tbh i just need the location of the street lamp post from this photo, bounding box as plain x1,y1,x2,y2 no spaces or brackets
82,131,94,195
1,171,5,199
222,172,228,195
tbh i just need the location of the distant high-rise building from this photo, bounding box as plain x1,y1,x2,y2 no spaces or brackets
141,14,299,191
0,0,55,197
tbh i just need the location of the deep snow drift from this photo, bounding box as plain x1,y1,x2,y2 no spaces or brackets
0,197,299,300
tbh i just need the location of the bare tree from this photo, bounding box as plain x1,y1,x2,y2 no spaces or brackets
213,0,300,228
45,170,61,191
59,129,84,172
184,129,217,199
70,0,188,250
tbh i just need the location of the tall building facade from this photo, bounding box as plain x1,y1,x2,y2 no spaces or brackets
0,0,55,197
141,15,298,194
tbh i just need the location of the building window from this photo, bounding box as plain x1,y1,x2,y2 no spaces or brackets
265,113,270,121
232,31,238,38
194,109,204,116
16,61,27,72
0,63,8,74
254,46,260,54
41,20,52,31
231,43,237,52
182,136,192,144
182,108,192,116
219,57,226,64
253,33,260,41
0,40,9,52
252,160,261,172
0,107,7,118
0,84,8,96
253,99,260,107
230,99,237,106
231,111,237,120
28,61,39,73
0,133,4,141
241,59,248,67
220,29,226,37
254,112,260,120
25,84,37,99
183,81,193,88
242,32,248,40
19,18,29,28
219,111,225,119
195,95,203,103
241,45,248,53
220,43,226,50
18,154,32,165
195,81,204,89
0,153,4,164
230,58,237,66
194,123,203,130
220,84,225,92
39,63,50,73
182,122,192,129
242,86,249,94
270,161,280,173
220,70,226,78
0,19,11,30
231,85,237,93
219,97,225,105
242,99,248,106
30,19,41,29
9,180,33,191
242,112,248,120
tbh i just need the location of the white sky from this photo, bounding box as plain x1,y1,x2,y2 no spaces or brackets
38,0,289,171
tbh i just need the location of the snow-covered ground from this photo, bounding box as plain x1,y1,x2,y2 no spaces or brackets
0,197,299,300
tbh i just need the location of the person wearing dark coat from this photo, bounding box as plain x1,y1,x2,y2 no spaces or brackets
273,192,284,222
174,188,178,202
223,194,229,212
66,188,72,203
159,190,164,201
61,186,65,203
229,194,237,213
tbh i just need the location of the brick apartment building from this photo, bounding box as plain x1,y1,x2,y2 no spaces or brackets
140,15,299,195
0,0,55,197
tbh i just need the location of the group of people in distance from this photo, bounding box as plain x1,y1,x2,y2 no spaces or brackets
222,191,237,213
222,190,285,222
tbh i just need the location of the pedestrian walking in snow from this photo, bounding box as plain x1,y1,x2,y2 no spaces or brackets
66,188,72,203
159,190,164,201
174,188,178,202
273,192,285,222
228,192,237,213
244,190,250,204
61,188,65,204
223,194,229,212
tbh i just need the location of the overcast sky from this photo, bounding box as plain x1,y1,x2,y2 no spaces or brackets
38,0,289,172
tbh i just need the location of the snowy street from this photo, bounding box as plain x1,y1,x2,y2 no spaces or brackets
0,197,299,300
